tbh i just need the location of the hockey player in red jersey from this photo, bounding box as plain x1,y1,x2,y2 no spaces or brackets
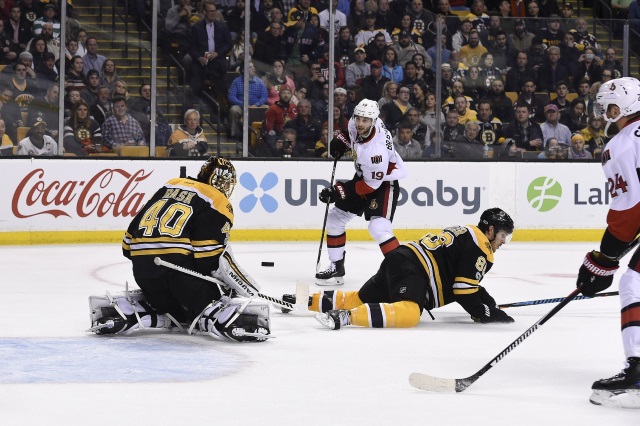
290,208,515,329
88,157,270,342
316,98,407,286
577,77,640,408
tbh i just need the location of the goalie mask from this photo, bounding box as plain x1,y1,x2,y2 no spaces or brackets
478,207,514,236
594,77,640,136
197,156,237,198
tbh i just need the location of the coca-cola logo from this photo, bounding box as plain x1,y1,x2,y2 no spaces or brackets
12,168,153,218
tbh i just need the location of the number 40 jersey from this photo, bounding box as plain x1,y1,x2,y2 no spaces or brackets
122,177,234,277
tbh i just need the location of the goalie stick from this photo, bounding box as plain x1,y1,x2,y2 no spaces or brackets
153,257,296,311
409,287,582,393
499,291,619,308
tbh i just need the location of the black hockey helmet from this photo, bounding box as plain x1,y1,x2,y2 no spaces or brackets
197,156,237,198
478,208,514,235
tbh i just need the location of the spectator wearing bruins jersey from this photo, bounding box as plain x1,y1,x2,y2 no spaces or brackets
292,208,515,330
476,99,503,145
538,16,565,51
122,157,240,324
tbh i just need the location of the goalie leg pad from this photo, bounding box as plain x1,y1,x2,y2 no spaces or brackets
88,290,172,335
212,246,261,298
199,296,270,342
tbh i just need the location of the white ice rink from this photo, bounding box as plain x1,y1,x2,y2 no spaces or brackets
0,241,638,425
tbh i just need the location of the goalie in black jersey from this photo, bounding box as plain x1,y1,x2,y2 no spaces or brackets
297,208,516,330
87,156,270,342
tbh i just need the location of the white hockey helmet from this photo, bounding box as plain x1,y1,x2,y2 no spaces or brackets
594,77,640,135
353,99,380,120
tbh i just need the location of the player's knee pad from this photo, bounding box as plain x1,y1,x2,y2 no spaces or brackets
88,289,172,335
212,246,261,298
199,296,270,342
327,208,355,235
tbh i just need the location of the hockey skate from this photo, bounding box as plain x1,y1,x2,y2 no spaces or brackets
315,309,351,330
315,254,345,286
589,357,640,408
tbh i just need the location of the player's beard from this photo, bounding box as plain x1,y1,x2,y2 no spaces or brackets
604,120,620,137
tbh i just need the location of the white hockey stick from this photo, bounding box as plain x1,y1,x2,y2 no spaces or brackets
153,257,296,312
409,287,581,393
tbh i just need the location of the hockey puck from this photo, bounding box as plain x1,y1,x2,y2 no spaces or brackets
261,262,275,267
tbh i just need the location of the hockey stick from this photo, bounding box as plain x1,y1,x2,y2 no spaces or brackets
499,291,619,308
153,257,296,311
316,156,339,273
409,287,582,393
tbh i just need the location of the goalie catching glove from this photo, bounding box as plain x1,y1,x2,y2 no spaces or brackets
329,130,350,159
577,250,619,297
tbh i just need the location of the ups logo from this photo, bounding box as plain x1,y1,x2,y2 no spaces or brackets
371,155,382,164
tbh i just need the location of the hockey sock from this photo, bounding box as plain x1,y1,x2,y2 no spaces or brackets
309,290,363,313
350,301,420,328
326,232,346,262
379,237,399,255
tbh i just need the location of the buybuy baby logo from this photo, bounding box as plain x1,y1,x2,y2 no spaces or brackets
527,176,562,212
239,172,278,213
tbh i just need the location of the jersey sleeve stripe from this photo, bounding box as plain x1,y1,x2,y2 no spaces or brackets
127,248,193,256
454,276,480,285
194,248,225,258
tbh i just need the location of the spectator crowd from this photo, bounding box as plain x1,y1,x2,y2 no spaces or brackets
0,0,626,160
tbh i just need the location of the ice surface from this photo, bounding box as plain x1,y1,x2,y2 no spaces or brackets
0,241,637,425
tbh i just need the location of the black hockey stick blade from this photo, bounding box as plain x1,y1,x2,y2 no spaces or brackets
499,291,619,308
409,287,582,393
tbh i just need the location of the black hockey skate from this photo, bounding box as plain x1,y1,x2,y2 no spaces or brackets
315,254,345,286
315,309,351,330
590,357,640,408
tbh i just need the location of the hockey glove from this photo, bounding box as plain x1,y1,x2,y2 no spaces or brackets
329,130,350,159
319,182,348,204
472,306,514,323
577,250,619,297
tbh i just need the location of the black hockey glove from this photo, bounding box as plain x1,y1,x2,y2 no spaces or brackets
329,130,350,159
576,250,619,297
472,306,514,324
319,182,348,204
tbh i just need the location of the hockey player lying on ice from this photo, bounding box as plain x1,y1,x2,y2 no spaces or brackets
286,208,516,329
88,156,270,342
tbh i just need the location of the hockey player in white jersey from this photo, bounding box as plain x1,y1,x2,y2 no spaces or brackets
316,99,407,285
577,77,640,408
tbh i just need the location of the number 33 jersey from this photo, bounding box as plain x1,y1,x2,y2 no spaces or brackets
601,120,640,243
122,177,234,276
347,117,407,194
